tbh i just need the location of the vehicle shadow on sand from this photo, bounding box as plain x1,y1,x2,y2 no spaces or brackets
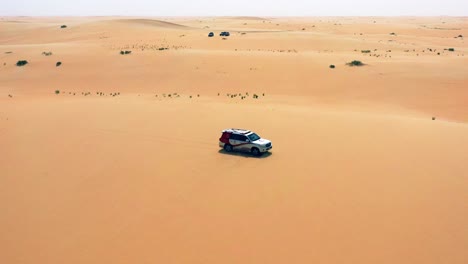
218,149,272,159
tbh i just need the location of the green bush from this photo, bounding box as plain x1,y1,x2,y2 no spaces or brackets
361,50,371,53
448,48,455,52
60,25,67,28
120,50,132,55
329,64,335,69
16,60,28,66
347,60,364,66
55,90,60,94
56,62,62,67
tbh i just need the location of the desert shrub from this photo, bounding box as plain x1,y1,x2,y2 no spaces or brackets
448,48,455,52
42,51,53,56
361,50,371,53
16,60,28,66
329,64,335,69
55,90,60,94
56,61,62,67
390,32,396,35
60,25,67,28
458,35,463,38
347,60,364,66
120,50,132,55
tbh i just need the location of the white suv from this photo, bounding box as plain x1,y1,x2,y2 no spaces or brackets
219,128,272,156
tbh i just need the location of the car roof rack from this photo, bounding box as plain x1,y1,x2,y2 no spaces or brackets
223,128,251,134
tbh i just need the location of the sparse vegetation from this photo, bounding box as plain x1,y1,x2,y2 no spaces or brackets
42,51,53,56
56,62,62,67
60,25,67,28
347,60,364,66
120,50,132,55
55,90,60,94
329,65,335,69
448,48,455,52
390,32,397,35
16,60,28,67
361,50,371,53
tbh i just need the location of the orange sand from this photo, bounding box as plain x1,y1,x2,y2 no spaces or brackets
1,16,467,264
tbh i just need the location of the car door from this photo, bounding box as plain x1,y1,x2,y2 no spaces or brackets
229,134,242,151
237,135,250,152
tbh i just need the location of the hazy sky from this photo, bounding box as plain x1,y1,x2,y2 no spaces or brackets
3,0,467,16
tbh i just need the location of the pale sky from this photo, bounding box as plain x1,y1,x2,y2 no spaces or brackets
3,0,467,16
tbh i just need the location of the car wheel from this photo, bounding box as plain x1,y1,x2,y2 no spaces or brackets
251,147,261,156
224,144,233,152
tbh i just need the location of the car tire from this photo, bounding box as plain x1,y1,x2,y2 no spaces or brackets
251,147,261,156
224,144,233,152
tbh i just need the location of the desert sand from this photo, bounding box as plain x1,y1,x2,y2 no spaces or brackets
1,16,467,264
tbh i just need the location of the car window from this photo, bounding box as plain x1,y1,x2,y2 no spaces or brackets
247,133,260,141
230,134,240,140
238,135,248,141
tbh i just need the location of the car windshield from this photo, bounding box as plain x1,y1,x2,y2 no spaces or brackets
248,133,260,141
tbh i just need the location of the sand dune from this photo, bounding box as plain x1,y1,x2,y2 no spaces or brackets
113,18,192,29
0,16,467,264
224,16,271,21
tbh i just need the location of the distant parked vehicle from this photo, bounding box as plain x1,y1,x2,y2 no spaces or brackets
220,31,230,37
208,32,214,37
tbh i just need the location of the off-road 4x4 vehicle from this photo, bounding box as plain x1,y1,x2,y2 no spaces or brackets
219,128,272,156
